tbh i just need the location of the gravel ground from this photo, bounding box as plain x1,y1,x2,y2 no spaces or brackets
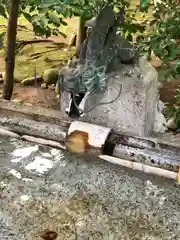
0,135,180,240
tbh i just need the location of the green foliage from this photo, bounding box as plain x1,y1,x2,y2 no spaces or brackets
0,0,151,39
139,0,150,11
137,0,180,80
117,5,146,42
0,0,68,37
0,0,148,38
20,1,68,37
29,0,100,22
164,88,180,128
0,0,8,18
21,8,67,37
136,0,180,127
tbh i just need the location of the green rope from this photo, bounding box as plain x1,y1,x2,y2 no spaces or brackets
58,43,137,114
72,83,122,115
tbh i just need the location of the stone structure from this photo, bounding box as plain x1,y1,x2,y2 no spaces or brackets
58,4,167,137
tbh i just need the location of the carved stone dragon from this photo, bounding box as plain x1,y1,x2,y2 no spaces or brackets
57,4,139,118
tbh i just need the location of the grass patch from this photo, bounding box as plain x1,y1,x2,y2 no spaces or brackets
0,16,78,81
14,43,74,81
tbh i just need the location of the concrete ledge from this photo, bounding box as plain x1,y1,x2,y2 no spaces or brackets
0,100,71,127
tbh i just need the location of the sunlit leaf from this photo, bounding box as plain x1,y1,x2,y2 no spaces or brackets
139,0,149,12
48,12,61,26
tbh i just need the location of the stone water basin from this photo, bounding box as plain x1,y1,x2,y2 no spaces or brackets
1,136,180,239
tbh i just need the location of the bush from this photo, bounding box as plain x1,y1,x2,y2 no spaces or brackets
137,0,180,127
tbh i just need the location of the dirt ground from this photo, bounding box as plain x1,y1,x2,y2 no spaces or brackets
0,82,60,110
13,85,60,110
159,78,180,105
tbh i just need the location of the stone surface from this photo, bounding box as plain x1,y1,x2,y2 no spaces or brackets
43,68,59,85
1,135,180,239
167,117,177,130
21,76,43,86
40,83,47,89
59,5,166,137
61,57,167,136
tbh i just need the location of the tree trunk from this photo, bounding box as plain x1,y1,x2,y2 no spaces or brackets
3,0,20,100
75,17,87,56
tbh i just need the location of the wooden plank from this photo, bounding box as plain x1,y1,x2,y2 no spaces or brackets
0,100,71,127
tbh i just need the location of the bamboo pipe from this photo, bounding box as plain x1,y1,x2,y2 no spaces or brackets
1,117,179,168
0,126,179,182
110,131,180,155
0,118,180,182
113,143,180,166
99,155,178,181
0,118,180,163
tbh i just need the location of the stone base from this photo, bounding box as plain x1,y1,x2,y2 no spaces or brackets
61,57,167,137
